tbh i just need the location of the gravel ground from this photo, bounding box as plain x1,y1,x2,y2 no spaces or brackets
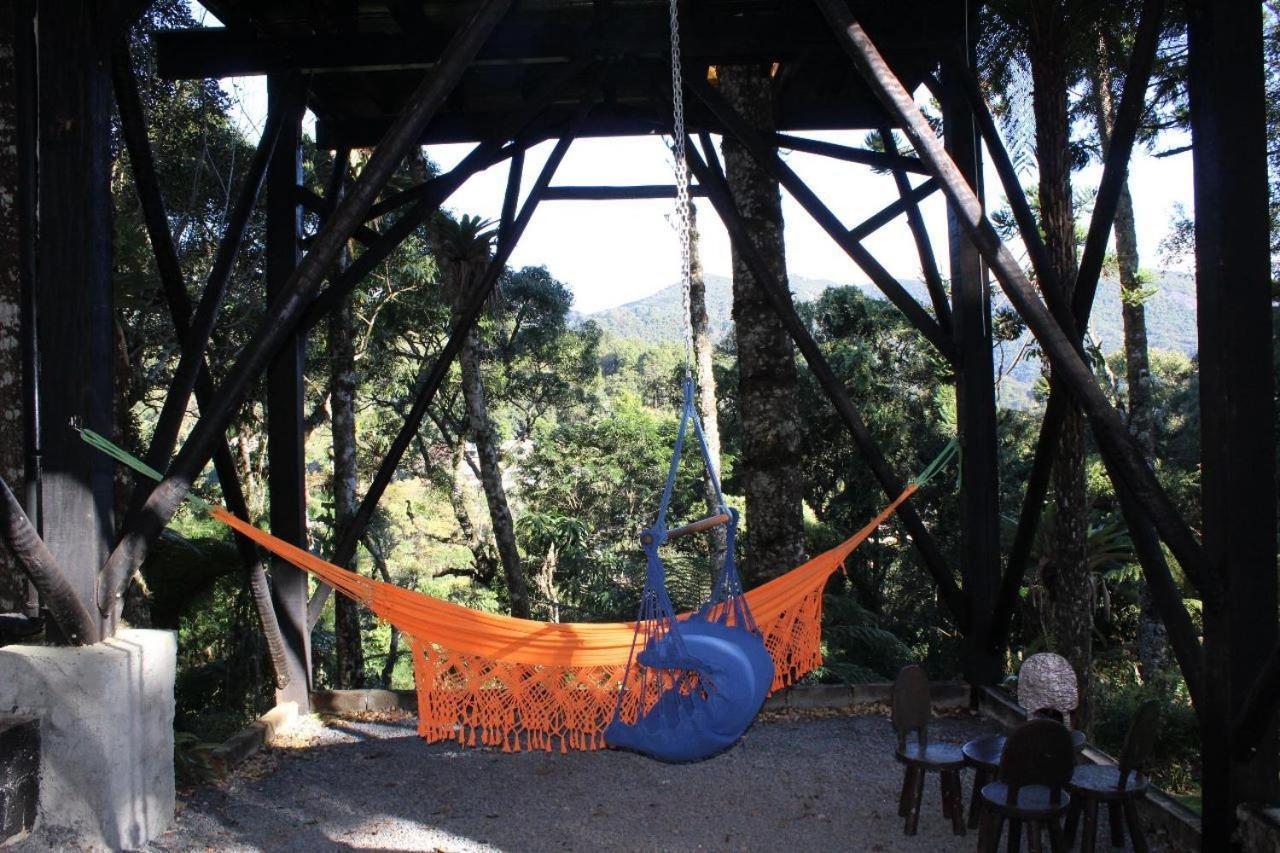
147,710,1167,852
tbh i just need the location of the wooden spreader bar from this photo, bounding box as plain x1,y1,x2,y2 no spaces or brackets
641,512,731,545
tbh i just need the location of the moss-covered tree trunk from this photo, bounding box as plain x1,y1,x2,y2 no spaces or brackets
1090,38,1168,682
330,286,364,688
1029,3,1094,729
457,325,528,617
718,65,805,585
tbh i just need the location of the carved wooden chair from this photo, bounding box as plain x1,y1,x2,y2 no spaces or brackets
891,664,967,836
1064,699,1161,853
966,653,1082,827
976,718,1075,853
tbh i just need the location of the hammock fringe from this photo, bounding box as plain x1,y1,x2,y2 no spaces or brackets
208,485,916,752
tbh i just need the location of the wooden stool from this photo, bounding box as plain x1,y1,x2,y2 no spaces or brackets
976,718,1075,853
891,664,967,836
965,728,1086,828
1064,700,1160,853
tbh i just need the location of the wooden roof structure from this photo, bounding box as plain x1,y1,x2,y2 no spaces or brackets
160,0,964,146
6,3,1277,849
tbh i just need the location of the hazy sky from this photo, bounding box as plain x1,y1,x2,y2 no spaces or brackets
201,6,1195,316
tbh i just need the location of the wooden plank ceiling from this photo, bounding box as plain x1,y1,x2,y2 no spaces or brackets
159,0,963,147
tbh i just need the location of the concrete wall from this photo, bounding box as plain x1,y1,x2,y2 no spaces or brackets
0,629,175,850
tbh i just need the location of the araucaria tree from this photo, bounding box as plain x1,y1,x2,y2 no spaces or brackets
432,214,530,618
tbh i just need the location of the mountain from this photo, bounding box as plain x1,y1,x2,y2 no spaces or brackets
580,270,1198,408
579,274,836,343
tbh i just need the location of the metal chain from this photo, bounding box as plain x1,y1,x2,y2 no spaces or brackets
668,0,694,376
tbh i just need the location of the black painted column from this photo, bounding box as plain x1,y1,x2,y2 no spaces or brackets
266,75,311,708
1186,0,1278,846
34,0,114,638
941,17,1001,687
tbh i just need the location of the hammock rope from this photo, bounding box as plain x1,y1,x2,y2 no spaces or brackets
81,428,954,753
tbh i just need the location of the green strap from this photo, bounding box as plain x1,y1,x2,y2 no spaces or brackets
910,437,959,487
82,423,956,512
79,428,211,513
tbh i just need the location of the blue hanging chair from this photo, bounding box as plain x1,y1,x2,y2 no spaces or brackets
604,378,774,762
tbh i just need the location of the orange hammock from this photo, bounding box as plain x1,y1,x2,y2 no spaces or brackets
209,484,917,753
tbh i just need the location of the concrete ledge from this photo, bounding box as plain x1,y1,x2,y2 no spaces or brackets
763,681,969,711
975,686,1202,851
209,702,298,776
311,689,416,714
1236,803,1280,852
0,629,176,851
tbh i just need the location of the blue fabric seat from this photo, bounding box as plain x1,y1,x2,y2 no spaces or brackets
605,615,773,762
604,378,774,763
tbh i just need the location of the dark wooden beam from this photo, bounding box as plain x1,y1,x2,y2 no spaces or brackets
980,0,1170,638
360,57,592,225
1187,0,1278,838
686,135,970,631
154,12,926,80
1071,0,1165,318
816,0,1212,604
845,176,940,242
13,0,40,569
112,36,291,685
542,184,709,201
302,60,597,333
265,74,311,709
774,132,929,174
947,65,1052,287
938,53,1000,686
297,186,378,246
688,74,956,364
141,86,293,504
497,149,523,253
878,129,951,334
97,0,517,623
306,108,585,628
36,0,115,638
1233,638,1280,757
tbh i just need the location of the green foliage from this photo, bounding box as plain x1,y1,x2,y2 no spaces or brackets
1091,665,1201,798
518,391,717,618
814,589,914,684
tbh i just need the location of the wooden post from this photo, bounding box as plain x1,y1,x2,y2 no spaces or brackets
687,136,970,630
687,75,956,364
14,0,39,621
266,74,311,707
939,45,1001,687
0,1,36,616
1186,0,1278,845
307,105,589,628
97,0,516,612
35,0,114,639
815,0,1210,601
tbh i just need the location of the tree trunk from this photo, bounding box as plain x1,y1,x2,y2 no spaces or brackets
362,533,401,687
687,205,727,566
457,326,529,617
1090,37,1169,682
330,287,364,688
1029,3,1094,730
718,64,806,584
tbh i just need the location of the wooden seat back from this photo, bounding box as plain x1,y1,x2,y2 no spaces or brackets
1117,699,1161,790
891,664,932,753
998,718,1075,807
